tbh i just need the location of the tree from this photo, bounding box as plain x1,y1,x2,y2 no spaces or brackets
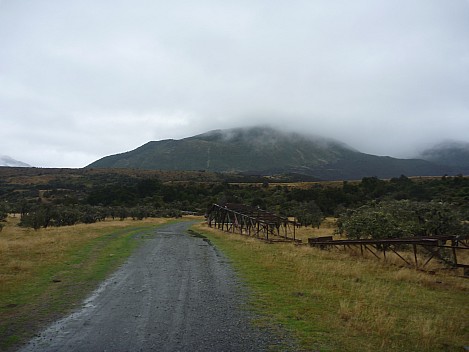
0,202,8,217
336,200,465,240
53,206,81,226
20,207,46,230
0,202,8,232
294,201,324,228
250,197,267,209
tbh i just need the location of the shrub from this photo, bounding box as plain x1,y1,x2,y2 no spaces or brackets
336,200,465,239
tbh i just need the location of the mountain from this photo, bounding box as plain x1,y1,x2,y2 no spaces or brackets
418,141,469,173
87,126,450,180
0,155,31,167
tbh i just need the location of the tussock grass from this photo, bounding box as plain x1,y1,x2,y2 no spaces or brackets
0,215,171,351
293,217,337,242
194,222,469,352
295,217,468,277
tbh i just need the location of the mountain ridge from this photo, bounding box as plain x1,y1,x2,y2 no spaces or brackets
0,155,31,167
418,141,469,170
87,126,454,180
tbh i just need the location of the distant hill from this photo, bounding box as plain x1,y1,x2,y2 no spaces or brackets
87,126,450,180
0,155,31,167
418,141,469,173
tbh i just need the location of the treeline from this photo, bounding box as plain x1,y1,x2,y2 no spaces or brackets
17,204,182,230
1,172,469,232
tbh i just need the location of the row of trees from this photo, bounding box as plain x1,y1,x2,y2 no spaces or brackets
18,204,183,230
2,173,468,234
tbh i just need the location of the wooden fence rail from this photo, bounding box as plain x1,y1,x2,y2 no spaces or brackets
308,235,469,276
207,203,299,242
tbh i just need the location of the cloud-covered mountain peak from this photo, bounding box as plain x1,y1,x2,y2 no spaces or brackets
191,126,355,151
419,140,469,168
0,155,31,167
87,126,453,180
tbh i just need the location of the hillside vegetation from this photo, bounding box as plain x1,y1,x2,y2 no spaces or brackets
87,127,452,180
1,167,468,232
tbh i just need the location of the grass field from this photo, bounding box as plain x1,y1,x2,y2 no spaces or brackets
193,222,469,351
2,214,467,351
0,215,172,351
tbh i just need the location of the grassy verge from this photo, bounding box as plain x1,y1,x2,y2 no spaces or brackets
0,216,172,351
193,222,469,352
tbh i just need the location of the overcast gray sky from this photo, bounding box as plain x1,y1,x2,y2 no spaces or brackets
1,0,468,168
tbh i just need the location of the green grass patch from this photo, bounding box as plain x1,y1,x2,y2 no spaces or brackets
194,223,469,352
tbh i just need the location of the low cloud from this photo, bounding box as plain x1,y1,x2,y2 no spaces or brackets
1,0,468,167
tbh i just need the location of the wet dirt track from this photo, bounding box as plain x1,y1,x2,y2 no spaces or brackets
19,221,286,352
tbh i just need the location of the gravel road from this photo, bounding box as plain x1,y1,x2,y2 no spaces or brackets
19,221,288,352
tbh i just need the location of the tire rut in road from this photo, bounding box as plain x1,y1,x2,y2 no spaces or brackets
20,221,290,352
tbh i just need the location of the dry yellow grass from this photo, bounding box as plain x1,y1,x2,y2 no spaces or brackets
0,215,169,301
294,217,469,277
292,217,338,242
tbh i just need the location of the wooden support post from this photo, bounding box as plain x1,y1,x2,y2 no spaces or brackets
389,246,412,266
364,245,380,260
452,240,458,267
423,251,436,268
413,244,418,268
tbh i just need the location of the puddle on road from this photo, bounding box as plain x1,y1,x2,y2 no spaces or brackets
187,229,213,246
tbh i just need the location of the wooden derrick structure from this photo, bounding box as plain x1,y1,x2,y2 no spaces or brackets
207,203,299,242
308,235,469,275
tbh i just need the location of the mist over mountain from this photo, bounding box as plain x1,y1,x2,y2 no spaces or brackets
87,126,451,180
418,141,469,170
417,141,469,176
0,155,31,167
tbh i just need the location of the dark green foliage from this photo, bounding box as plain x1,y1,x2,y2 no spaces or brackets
293,201,324,228
136,178,162,197
17,203,183,228
19,205,105,228
19,206,51,229
0,203,7,221
80,206,107,224
2,166,469,231
336,200,466,239
87,185,138,206
0,202,7,232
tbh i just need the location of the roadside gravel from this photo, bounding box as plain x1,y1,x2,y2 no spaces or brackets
19,221,293,352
